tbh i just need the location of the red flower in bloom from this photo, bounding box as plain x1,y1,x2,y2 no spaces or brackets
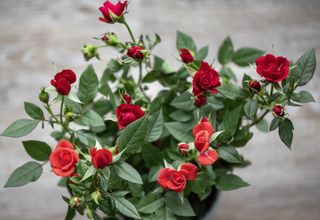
194,95,207,107
180,48,194,64
49,140,79,177
192,61,221,96
51,69,77,95
99,1,128,23
157,168,186,192
256,54,290,83
194,130,210,153
90,148,113,169
272,105,285,117
116,103,145,129
180,163,198,181
192,118,214,138
127,46,144,60
197,149,218,166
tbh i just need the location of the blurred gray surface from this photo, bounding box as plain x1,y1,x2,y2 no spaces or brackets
0,0,320,219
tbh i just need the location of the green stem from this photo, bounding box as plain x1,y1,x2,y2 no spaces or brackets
138,62,150,102
123,20,136,43
247,110,269,128
60,96,65,124
45,104,59,123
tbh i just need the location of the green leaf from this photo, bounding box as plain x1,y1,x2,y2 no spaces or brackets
24,102,44,120
210,130,224,143
4,161,43,187
169,110,192,122
99,82,117,111
291,90,315,103
117,116,148,154
215,173,249,191
219,83,245,100
75,130,96,146
146,110,164,142
256,119,269,133
176,31,197,52
196,46,209,60
78,65,99,104
218,36,234,64
65,206,76,220
137,192,164,214
232,48,264,66
80,165,96,182
67,93,83,104
292,49,316,86
164,122,194,142
170,92,195,111
113,197,141,219
142,144,163,167
114,161,143,184
218,146,242,163
269,117,280,131
80,110,105,129
22,140,52,161
220,67,237,82
244,99,258,118
164,192,195,217
1,119,39,138
278,118,294,149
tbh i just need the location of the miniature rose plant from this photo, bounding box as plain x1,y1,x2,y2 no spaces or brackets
1,1,317,220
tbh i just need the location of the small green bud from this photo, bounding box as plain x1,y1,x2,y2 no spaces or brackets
91,191,101,205
65,112,75,122
101,32,120,47
39,87,49,103
81,44,100,61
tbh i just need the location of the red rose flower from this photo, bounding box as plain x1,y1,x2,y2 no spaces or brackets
116,103,145,129
99,0,128,23
197,149,218,166
90,148,113,169
49,140,79,177
180,48,194,64
180,163,198,181
248,80,261,92
192,118,214,138
192,61,221,96
272,105,285,117
50,69,77,96
127,46,144,60
256,54,290,83
178,143,189,154
157,168,187,192
194,95,207,107
194,130,210,153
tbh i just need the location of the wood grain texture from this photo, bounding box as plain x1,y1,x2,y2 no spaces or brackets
0,0,319,219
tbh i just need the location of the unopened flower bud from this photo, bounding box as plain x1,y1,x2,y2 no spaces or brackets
201,117,209,123
69,197,81,208
180,48,194,64
272,105,285,117
178,143,189,154
66,112,75,122
194,95,206,107
81,44,100,61
39,88,49,103
122,94,131,104
248,80,261,92
102,32,120,47
127,45,145,60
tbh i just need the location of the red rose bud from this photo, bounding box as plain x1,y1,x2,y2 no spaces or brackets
127,45,145,60
256,54,290,83
101,35,109,42
99,1,128,23
50,69,77,96
192,61,221,96
157,168,187,192
122,94,132,104
90,148,113,169
116,103,145,129
193,119,214,138
178,143,189,153
201,117,209,123
49,140,79,177
180,163,198,181
197,149,218,166
180,48,194,64
248,80,261,92
272,105,285,117
194,95,207,107
194,130,210,153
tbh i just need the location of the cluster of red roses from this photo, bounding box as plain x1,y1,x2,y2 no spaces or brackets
50,140,113,177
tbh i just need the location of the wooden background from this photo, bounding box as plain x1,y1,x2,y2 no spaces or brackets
0,0,319,219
